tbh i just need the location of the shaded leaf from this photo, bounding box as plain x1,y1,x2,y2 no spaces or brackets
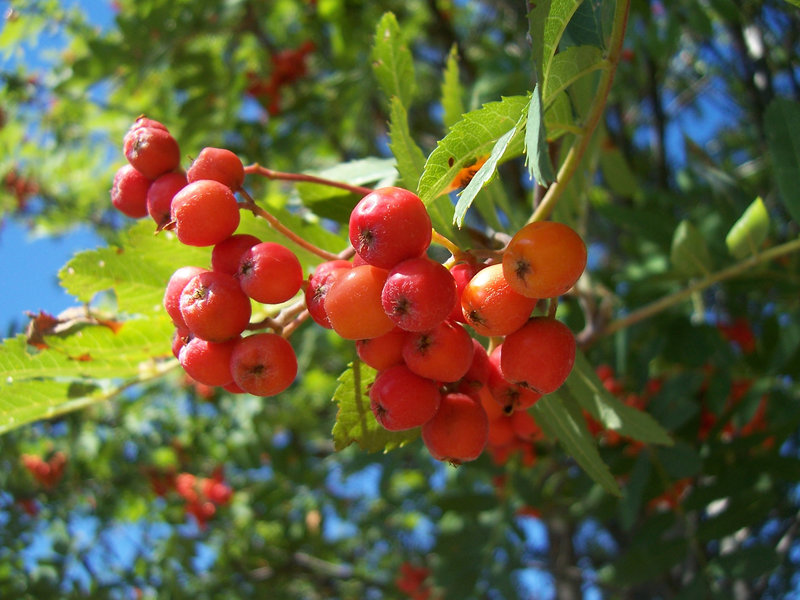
670,219,713,277
764,98,800,224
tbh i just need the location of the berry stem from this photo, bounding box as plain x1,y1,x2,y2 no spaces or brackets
237,189,341,261
599,236,800,340
244,163,374,196
431,229,464,259
527,0,630,224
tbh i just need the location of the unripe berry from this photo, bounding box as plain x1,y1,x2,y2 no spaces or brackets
230,333,297,396
170,179,241,247
187,147,245,191
422,392,489,464
501,317,576,394
179,270,252,342
238,242,304,304
369,365,441,431
381,257,456,332
111,164,151,218
348,187,431,269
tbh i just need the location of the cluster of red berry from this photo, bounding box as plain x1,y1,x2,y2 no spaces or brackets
111,118,588,465
306,187,586,464
245,40,316,116
149,469,234,529
395,561,437,600
21,451,67,489
112,117,301,397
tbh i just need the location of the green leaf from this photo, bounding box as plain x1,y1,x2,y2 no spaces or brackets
543,45,606,108
784,0,800,7
764,98,800,224
725,197,770,259
525,88,557,186
562,0,615,49
532,392,621,496
371,12,416,108
670,219,713,277
541,0,584,78
331,361,418,453
565,351,673,445
389,97,427,189
418,95,529,204
441,44,465,130
454,117,521,227
712,545,781,581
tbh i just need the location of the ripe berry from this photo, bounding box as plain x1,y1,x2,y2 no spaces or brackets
164,266,208,329
123,125,181,180
211,234,262,276
421,392,489,464
356,327,407,371
179,270,252,342
461,263,537,337
238,242,304,304
402,321,474,383
501,317,576,394
305,260,352,329
369,365,441,431
170,179,241,247
230,333,297,396
187,147,245,191
448,261,481,323
324,264,394,340
179,337,238,386
502,221,587,299
147,171,187,229
381,257,456,332
348,187,432,269
111,164,151,218
488,344,542,413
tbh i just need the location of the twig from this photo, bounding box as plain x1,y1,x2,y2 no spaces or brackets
244,163,374,196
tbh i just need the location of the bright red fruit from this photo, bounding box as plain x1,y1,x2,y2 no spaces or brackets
164,266,208,329
402,320,474,383
422,392,489,464
179,337,238,386
501,317,576,394
179,271,252,342
369,365,441,431
111,164,151,218
381,257,456,332
305,260,352,329
229,333,297,396
348,187,432,269
238,242,304,304
325,265,394,340
123,125,181,180
211,234,262,276
170,179,241,247
187,147,245,191
356,327,407,371
146,171,187,228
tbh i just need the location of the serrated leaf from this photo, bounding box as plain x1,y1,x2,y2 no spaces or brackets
532,393,621,496
543,45,606,107
726,197,770,259
765,98,800,224
566,351,673,445
371,12,416,108
670,220,713,277
418,95,529,204
441,44,465,130
541,0,584,78
389,97,427,189
525,88,557,186
454,119,520,227
331,361,418,453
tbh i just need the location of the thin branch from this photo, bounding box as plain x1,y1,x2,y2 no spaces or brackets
244,163,374,197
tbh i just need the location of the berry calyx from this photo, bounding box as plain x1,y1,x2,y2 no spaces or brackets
381,257,457,332
179,270,252,342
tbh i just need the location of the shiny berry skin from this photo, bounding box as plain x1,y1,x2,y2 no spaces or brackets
488,344,542,413
123,125,181,180
356,327,407,371
461,264,537,337
402,321,474,383
237,242,304,304
170,179,241,247
164,266,208,329
501,317,576,394
381,257,457,332
111,164,151,218
305,260,352,329
179,337,238,387
187,147,245,191
324,265,394,340
421,392,489,464
211,234,262,276
146,171,187,228
348,187,432,269
229,333,297,397
502,221,587,299
179,270,252,342
369,365,441,431
448,261,481,323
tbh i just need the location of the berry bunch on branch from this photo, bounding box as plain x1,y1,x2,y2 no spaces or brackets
111,115,588,465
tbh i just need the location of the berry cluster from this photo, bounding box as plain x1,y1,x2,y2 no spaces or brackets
112,117,301,397
21,451,67,489
150,469,234,529
111,118,588,465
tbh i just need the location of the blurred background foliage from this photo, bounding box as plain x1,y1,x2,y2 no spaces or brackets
1,0,800,598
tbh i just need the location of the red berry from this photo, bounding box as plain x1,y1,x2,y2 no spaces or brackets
305,260,352,329
501,317,576,394
402,320,474,383
230,333,297,396
178,336,238,386
123,126,181,180
324,265,394,340
381,257,456,332
422,392,489,464
488,344,542,413
146,171,187,228
163,266,208,329
448,261,481,323
211,234,262,276
179,270,252,342
170,179,241,247
369,365,441,431
111,164,151,218
461,264,536,337
238,242,304,304
187,147,245,191
348,187,431,269
355,327,407,371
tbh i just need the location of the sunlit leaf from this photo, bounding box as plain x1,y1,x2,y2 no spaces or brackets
725,197,770,259
371,12,416,108
441,44,465,130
